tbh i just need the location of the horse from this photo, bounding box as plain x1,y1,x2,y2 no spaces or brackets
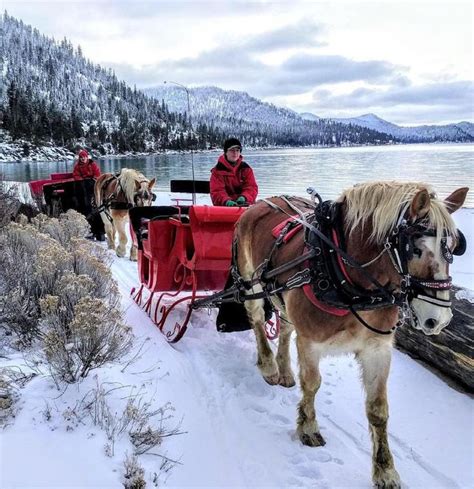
233,181,468,488
94,168,156,260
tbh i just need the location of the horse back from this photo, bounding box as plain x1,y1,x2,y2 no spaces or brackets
236,196,313,275
94,173,115,206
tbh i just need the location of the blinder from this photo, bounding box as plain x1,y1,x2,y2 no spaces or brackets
133,191,156,205
400,225,466,264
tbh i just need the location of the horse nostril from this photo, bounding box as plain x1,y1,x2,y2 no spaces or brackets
424,318,438,329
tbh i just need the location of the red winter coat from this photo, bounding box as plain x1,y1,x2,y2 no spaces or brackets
210,154,258,206
72,159,101,180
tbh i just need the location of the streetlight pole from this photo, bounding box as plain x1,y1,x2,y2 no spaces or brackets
164,80,196,204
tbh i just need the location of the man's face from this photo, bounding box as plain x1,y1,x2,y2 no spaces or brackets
79,155,88,164
226,147,241,163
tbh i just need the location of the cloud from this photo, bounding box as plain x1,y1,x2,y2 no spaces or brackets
312,80,474,109
295,80,474,124
114,45,405,99
239,19,326,52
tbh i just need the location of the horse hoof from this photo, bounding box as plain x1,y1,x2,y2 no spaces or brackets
279,374,296,388
373,469,401,489
262,372,280,385
130,256,137,262
300,432,326,447
116,250,125,258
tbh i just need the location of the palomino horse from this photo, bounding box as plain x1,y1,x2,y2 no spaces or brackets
234,181,467,488
94,168,155,260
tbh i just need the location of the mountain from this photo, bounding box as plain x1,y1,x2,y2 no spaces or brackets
1,12,470,159
146,87,473,144
0,13,208,154
328,113,474,143
300,112,321,121
144,85,394,147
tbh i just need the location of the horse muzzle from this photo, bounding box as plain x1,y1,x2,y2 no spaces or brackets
410,297,453,335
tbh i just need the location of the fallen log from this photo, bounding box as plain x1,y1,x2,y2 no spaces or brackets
395,288,473,393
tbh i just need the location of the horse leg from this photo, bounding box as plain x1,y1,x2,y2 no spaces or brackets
114,213,128,258
356,346,401,489
130,243,138,262
296,335,325,447
244,294,280,385
275,313,295,387
102,216,115,250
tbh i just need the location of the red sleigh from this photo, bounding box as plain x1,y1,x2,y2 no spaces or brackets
129,180,249,342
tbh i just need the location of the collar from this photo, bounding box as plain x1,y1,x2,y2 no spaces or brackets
217,154,242,172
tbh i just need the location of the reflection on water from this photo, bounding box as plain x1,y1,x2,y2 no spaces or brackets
1,144,473,207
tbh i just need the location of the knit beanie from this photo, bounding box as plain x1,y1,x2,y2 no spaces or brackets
223,138,242,153
78,149,89,159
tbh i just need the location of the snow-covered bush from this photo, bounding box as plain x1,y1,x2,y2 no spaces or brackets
41,295,133,383
0,180,21,229
0,213,133,381
0,366,36,426
82,382,184,460
0,222,62,341
122,454,146,489
32,210,90,248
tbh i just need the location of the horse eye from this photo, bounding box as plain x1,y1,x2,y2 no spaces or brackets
413,247,423,258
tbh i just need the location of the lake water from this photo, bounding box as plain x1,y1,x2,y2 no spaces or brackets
1,143,473,207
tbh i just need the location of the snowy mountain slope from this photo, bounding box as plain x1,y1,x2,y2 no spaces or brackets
0,13,209,154
146,85,301,125
144,85,394,147
330,113,474,142
300,112,321,121
146,85,473,144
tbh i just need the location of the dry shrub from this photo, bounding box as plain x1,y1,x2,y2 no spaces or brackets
0,180,21,229
71,240,119,304
0,366,36,426
82,382,184,461
0,212,133,383
122,454,146,489
42,296,133,383
0,223,62,340
32,210,90,248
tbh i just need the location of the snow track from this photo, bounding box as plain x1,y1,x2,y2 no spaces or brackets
113,251,473,489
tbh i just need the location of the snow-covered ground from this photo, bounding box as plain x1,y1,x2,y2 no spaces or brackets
0,193,472,489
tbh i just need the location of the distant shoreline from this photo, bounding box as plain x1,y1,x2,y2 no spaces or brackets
1,140,472,164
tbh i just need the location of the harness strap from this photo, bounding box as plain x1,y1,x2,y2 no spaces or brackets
263,199,396,303
349,307,396,335
413,294,452,308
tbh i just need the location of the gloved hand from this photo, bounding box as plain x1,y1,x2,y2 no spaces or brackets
236,196,246,205
225,200,237,207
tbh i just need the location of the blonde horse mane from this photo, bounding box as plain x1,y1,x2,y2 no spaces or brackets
118,168,150,203
338,181,458,244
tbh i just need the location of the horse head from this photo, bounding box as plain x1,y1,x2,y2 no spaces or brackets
133,177,156,207
404,187,468,334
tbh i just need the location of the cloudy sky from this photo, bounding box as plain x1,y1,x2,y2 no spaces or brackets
5,0,473,125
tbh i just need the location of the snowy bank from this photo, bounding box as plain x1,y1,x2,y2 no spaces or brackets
0,192,472,489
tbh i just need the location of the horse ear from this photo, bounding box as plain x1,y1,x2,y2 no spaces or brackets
148,178,156,189
444,187,469,214
134,180,141,191
409,189,431,221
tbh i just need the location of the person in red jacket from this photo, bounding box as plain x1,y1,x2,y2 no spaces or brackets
72,149,104,240
210,138,258,206
72,149,101,180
